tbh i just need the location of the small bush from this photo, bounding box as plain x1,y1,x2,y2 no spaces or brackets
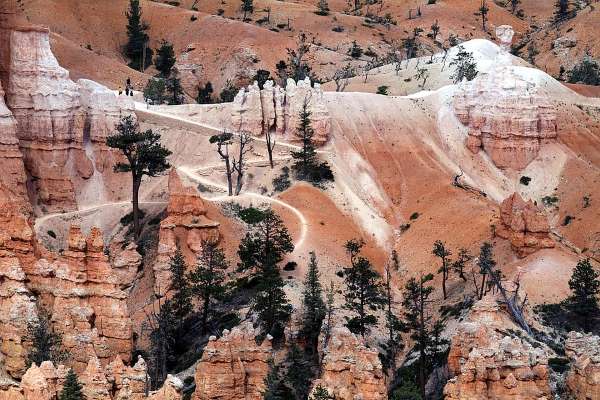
47,230,57,239
336,270,344,278
409,212,420,220
238,206,267,224
348,41,363,58
399,223,411,232
542,195,559,207
283,261,297,271
219,81,239,102
520,176,531,185
190,15,198,21
562,215,574,226
273,166,292,192
568,56,600,86
332,26,344,32
376,85,389,95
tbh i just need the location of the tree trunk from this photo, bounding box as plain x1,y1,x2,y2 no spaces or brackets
225,158,233,196
201,295,210,334
479,272,487,299
132,175,141,240
418,280,426,400
442,268,447,299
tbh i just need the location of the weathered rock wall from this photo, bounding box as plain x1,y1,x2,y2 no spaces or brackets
444,296,551,400
231,78,330,145
192,322,272,400
565,331,600,400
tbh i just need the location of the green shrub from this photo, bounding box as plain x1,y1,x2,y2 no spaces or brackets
273,166,292,192
47,230,57,239
238,206,267,224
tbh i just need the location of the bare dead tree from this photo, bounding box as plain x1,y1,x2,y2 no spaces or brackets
209,131,234,196
333,64,356,92
363,57,377,83
232,132,254,195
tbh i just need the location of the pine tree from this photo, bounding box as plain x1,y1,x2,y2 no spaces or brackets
300,251,326,352
450,46,478,83
241,0,254,19
166,68,184,105
285,344,313,400
168,249,192,327
402,273,440,400
238,209,294,336
310,385,332,400
479,0,489,31
477,242,495,299
155,40,176,77
262,359,290,400
59,369,84,400
196,82,214,104
107,116,171,240
567,258,600,331
148,299,177,387
433,240,452,300
316,0,330,16
342,239,386,337
554,0,570,21
430,19,440,41
125,0,152,70
143,78,166,105
381,257,404,372
189,240,228,334
26,312,68,368
451,248,471,282
290,102,333,185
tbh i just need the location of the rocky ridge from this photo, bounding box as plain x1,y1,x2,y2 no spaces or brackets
565,331,600,400
231,77,331,145
454,26,558,170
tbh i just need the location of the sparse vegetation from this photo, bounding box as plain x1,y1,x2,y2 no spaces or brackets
450,46,478,83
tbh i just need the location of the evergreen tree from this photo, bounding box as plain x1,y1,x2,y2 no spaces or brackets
567,258,600,331
189,240,228,334
59,369,84,400
285,344,313,400
262,359,290,400
381,257,404,372
143,78,166,104
477,242,495,299
401,273,446,400
238,209,294,336
433,240,452,300
554,0,571,21
316,0,330,16
290,102,333,185
479,0,489,31
155,40,176,77
342,239,386,337
568,55,600,85
166,68,184,105
241,0,254,19
430,19,440,41
451,248,471,282
196,82,214,104
253,69,271,89
168,249,192,327
148,299,177,388
300,251,326,352
310,385,332,400
26,312,68,368
450,46,478,83
107,116,171,240
125,0,152,70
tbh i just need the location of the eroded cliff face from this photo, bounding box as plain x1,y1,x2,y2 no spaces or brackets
313,326,387,400
154,169,219,296
27,226,138,372
565,331,600,400
0,356,181,400
495,193,555,257
192,322,272,400
444,296,551,400
231,78,330,145
453,26,557,171
4,27,133,213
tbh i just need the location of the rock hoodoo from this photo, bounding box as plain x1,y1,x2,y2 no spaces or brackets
154,169,220,296
454,25,558,170
231,77,331,145
192,322,272,400
444,296,551,399
313,326,387,400
495,192,554,257
0,355,181,400
565,331,600,400
4,26,133,212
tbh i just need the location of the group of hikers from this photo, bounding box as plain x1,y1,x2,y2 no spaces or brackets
118,78,134,96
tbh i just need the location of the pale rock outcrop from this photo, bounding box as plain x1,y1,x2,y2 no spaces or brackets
107,355,148,399
192,322,272,400
314,326,386,400
5,27,133,211
154,169,219,296
148,375,183,400
564,331,600,400
444,296,551,399
231,77,330,145
454,26,557,170
495,193,554,257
